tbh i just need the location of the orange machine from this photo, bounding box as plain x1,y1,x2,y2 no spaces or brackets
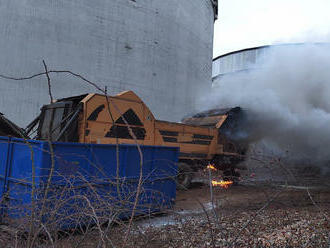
27,91,247,188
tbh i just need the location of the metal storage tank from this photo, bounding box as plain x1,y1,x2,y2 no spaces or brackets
212,45,269,80
0,0,217,126
212,43,330,87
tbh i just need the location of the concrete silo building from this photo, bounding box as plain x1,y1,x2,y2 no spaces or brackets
0,0,218,126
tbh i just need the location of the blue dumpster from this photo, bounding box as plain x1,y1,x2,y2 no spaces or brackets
0,136,179,228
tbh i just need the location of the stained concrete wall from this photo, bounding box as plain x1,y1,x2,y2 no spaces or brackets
0,0,215,126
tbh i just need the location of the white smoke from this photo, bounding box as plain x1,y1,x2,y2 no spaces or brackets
203,43,330,164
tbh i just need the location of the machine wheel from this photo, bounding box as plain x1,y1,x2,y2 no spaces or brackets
176,163,193,190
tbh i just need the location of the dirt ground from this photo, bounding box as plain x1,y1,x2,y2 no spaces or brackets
127,181,330,248
3,180,329,247
175,182,330,212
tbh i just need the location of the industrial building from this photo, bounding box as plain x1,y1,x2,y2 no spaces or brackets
212,45,269,81
212,43,330,87
0,0,218,126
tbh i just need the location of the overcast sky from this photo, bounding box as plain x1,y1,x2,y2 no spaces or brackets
213,0,330,57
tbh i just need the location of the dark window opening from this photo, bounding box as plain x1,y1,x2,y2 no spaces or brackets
162,137,178,142
104,109,146,140
105,125,146,140
115,109,143,126
87,104,105,121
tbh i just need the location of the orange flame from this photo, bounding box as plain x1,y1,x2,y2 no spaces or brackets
207,164,217,171
211,180,233,189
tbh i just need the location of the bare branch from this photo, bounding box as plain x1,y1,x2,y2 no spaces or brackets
42,60,53,103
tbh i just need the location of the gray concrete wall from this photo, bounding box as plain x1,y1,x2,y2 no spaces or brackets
0,0,215,126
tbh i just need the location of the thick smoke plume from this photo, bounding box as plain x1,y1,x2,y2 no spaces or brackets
203,44,330,167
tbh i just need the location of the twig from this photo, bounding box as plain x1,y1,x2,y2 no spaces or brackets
30,134,56,247
0,72,45,81
42,60,53,103
48,70,104,92
196,199,216,248
208,166,220,226
103,88,122,204
0,69,104,92
232,187,285,246
40,223,54,248
306,187,329,220
108,100,144,242
79,195,106,248
302,189,329,248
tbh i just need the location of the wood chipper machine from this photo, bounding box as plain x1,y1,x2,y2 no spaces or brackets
26,91,248,188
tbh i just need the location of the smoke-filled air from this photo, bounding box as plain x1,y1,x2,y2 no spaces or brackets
203,44,330,167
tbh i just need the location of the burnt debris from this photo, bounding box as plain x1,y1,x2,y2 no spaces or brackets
0,113,28,138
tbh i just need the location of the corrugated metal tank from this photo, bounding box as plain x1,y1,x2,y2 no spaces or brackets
0,0,217,126
212,43,330,84
212,46,269,78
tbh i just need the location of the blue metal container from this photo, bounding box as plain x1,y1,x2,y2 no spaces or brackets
0,136,179,228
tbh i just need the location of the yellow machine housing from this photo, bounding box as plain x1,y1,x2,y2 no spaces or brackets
30,91,247,187
78,91,233,161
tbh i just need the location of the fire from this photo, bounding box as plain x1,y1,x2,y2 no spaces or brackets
207,164,233,189
207,164,217,171
211,180,233,189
